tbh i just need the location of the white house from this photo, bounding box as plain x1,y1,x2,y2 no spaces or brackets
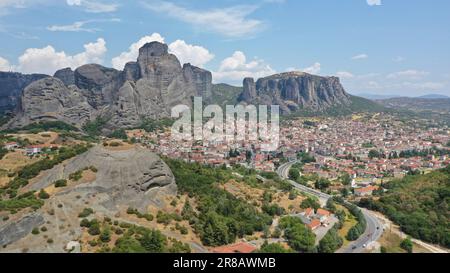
3,142,19,150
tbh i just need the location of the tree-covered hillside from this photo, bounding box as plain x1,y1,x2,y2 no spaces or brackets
359,166,450,248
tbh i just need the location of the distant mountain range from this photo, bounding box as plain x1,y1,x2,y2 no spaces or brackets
357,93,449,100
376,97,450,112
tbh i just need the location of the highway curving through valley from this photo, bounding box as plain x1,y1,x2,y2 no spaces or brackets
276,161,384,253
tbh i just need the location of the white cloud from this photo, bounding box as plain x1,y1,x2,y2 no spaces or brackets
111,33,165,70
387,70,429,79
0,56,11,71
141,1,264,38
0,0,36,8
367,0,381,6
213,51,275,83
111,34,214,70
302,62,321,74
351,54,368,60
168,40,214,68
66,0,118,13
47,18,120,33
336,71,355,79
17,38,107,75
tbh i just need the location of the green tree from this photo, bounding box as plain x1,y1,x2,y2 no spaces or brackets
315,178,331,190
258,241,294,253
279,217,316,253
300,197,320,210
289,168,300,181
38,189,50,199
400,237,413,253
340,173,352,186
318,228,343,253
100,227,111,243
368,149,381,159
139,230,167,253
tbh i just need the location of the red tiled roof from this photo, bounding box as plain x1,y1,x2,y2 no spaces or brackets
355,185,379,193
307,219,321,230
316,208,331,217
211,242,257,253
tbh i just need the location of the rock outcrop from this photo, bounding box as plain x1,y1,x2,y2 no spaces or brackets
0,214,45,247
239,72,351,114
0,72,48,113
28,145,176,211
8,41,213,129
1,145,177,252
13,77,95,127
54,68,75,86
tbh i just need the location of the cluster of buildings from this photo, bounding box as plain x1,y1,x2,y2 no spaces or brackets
299,208,333,230
2,141,58,156
126,114,450,186
279,115,450,181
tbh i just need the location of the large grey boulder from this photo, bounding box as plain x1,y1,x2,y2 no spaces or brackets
14,77,95,127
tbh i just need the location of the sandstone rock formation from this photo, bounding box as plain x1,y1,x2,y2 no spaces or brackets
13,77,95,127
1,145,177,252
0,72,47,113
238,72,351,114
8,42,213,130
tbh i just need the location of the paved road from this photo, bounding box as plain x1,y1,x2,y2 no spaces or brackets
276,161,384,253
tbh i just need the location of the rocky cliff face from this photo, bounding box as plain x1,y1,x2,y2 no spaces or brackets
239,72,351,114
1,145,177,252
0,72,48,113
8,41,213,129
13,77,96,127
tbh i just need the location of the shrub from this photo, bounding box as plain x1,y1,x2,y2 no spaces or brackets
31,228,40,235
400,237,413,253
100,227,111,243
78,208,94,218
80,218,91,228
38,189,50,199
69,170,83,181
88,221,101,236
54,179,68,188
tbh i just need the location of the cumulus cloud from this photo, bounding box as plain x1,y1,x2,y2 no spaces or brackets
351,54,368,60
111,33,214,70
213,51,275,83
0,56,11,71
17,38,107,75
66,0,118,13
141,1,264,38
367,0,382,6
111,33,165,70
168,40,214,68
302,62,321,74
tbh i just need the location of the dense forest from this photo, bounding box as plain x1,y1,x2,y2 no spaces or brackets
359,165,450,248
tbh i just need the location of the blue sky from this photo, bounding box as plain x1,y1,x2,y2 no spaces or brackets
0,0,449,96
